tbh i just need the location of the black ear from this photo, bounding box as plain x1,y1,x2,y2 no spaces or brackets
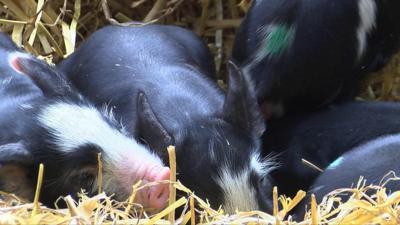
9,53,72,97
0,141,34,200
137,91,174,158
223,60,266,137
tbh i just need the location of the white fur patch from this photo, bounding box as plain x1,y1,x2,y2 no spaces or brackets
250,152,276,176
357,0,377,59
215,166,259,213
38,102,163,168
215,151,278,213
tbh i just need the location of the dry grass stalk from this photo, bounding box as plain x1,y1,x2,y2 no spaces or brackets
167,146,177,223
1,149,400,225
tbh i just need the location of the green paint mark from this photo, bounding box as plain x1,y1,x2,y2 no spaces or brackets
264,24,295,56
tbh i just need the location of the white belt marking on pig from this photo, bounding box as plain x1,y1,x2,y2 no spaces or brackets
38,102,164,195
357,0,377,59
38,102,161,163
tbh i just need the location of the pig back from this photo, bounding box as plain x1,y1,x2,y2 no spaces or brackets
59,25,223,136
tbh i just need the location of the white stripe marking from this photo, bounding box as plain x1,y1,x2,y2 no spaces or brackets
215,152,277,213
216,166,259,213
38,102,163,166
250,152,277,176
357,0,377,59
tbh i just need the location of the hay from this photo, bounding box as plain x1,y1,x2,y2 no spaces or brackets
1,0,400,224
1,147,400,224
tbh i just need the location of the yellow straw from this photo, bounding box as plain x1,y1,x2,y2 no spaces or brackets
32,163,44,216
167,146,177,223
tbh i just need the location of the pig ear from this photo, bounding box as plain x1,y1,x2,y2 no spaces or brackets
137,91,175,156
0,142,34,200
9,53,72,97
223,60,266,137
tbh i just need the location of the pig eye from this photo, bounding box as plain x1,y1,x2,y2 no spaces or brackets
259,176,270,188
79,172,94,181
71,170,96,188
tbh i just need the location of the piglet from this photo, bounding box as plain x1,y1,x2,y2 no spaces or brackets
262,101,400,197
0,33,170,209
232,0,400,117
295,133,400,217
58,25,274,213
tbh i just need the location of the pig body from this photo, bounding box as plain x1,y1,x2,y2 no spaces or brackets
60,25,222,139
232,0,400,117
262,101,400,196
295,134,400,216
0,34,170,209
59,25,273,213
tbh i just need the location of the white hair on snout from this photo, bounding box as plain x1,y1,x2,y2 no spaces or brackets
215,167,259,214
214,151,277,214
38,102,165,197
250,152,279,176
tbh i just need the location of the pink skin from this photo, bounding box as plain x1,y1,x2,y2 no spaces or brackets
10,55,26,74
116,159,170,210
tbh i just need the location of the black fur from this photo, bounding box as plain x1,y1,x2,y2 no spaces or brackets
0,33,135,207
263,101,400,197
232,0,400,117
59,25,271,212
295,133,400,217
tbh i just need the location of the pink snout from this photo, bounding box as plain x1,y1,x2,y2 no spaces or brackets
135,166,170,210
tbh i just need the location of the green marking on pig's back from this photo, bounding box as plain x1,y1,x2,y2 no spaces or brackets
264,24,295,56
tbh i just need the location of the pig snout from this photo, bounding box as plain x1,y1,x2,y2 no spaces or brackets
115,161,170,209
137,166,170,209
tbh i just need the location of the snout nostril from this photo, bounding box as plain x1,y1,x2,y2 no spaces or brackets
156,186,167,199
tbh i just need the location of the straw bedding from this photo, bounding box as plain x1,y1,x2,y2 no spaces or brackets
0,0,400,224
